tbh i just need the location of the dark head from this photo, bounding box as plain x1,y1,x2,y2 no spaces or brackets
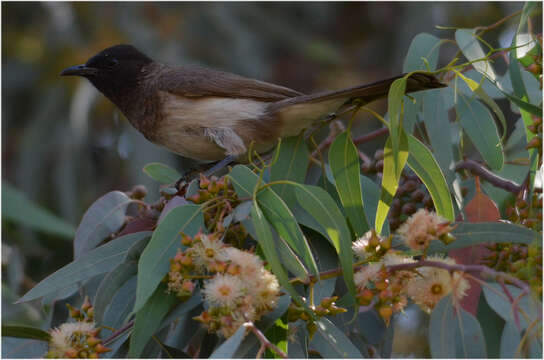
61,44,153,103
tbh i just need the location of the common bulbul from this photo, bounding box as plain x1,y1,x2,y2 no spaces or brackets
61,44,445,163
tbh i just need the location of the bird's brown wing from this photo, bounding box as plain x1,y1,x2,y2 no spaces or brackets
156,64,303,101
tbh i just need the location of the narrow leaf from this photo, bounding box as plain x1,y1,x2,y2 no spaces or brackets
329,131,370,236
142,162,181,184
93,261,138,325
251,202,305,305
294,185,355,296
456,29,497,82
376,134,409,233
310,318,363,358
18,231,150,303
269,134,310,205
388,78,408,174
1,325,50,341
456,94,504,170
210,325,247,359
129,283,178,358
230,165,318,277
2,183,76,238
74,191,133,258
422,90,455,185
403,32,441,72
134,205,203,313
427,222,539,253
407,135,455,221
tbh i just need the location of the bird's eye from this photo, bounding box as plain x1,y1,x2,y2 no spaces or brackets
105,58,119,68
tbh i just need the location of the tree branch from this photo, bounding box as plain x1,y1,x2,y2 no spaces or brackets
245,322,287,359
455,159,522,194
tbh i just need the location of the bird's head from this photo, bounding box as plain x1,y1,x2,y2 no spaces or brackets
61,44,153,100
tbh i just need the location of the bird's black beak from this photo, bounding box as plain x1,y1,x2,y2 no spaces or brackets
60,64,98,77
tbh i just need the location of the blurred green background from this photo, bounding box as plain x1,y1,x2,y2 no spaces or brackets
1,1,528,357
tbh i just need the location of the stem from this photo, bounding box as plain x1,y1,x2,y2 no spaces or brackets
353,127,389,145
454,159,522,194
245,322,287,359
103,320,134,346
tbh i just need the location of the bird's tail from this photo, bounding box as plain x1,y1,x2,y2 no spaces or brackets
271,73,446,136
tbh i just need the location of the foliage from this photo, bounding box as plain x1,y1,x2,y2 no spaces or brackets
4,3,543,359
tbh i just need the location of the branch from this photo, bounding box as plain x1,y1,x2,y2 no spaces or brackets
353,127,389,145
103,320,134,346
387,260,530,294
455,159,522,194
245,322,287,359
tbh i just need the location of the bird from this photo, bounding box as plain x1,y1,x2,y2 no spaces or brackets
61,44,445,166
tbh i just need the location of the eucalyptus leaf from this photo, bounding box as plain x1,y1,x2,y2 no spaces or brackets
74,191,134,258
93,261,138,325
129,283,179,358
429,295,486,358
403,32,441,72
310,318,363,358
388,78,408,175
456,94,504,171
428,222,539,253
134,204,203,313
376,134,409,233
2,182,76,239
210,325,248,359
294,184,355,296
142,162,182,184
500,321,522,358
1,325,51,341
407,135,455,221
329,131,370,236
18,231,150,303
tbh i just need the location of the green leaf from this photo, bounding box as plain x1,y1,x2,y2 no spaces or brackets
251,202,305,305
403,33,441,72
265,317,288,358
360,175,389,236
74,191,134,259
407,135,455,221
482,282,541,330
294,185,355,296
1,325,50,341
329,131,370,236
2,182,76,238
376,134,409,233
94,261,138,326
455,29,497,82
476,292,505,358
134,205,203,313
142,162,182,184
500,321,522,358
429,295,486,358
129,283,178,358
422,90,455,185
428,222,539,253
233,294,292,358
269,134,310,205
210,325,247,359
456,94,504,170
310,318,363,358
18,231,150,303
229,165,318,278
388,78,408,174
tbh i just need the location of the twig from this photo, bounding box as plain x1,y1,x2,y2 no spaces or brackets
454,159,522,194
474,10,522,36
387,260,530,293
353,127,389,145
358,298,378,313
245,322,287,359
103,320,134,346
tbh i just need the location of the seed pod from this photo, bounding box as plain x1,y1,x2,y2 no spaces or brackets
375,159,384,173
378,305,393,322
401,203,417,215
411,188,425,202
374,149,385,160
